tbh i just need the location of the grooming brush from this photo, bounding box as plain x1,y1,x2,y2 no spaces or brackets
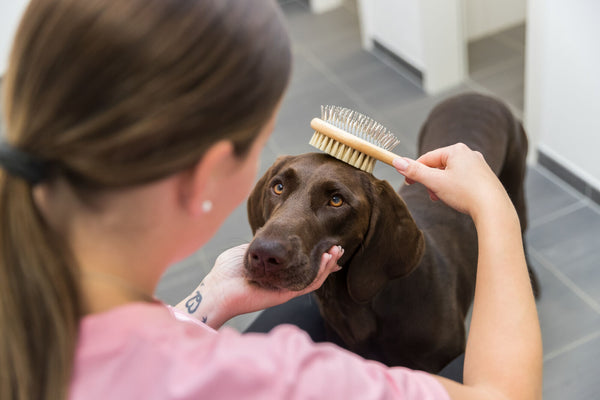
309,105,401,173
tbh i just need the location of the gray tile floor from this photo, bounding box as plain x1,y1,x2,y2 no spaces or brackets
156,1,600,398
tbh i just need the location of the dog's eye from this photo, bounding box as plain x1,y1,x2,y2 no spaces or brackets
329,195,344,207
272,182,284,195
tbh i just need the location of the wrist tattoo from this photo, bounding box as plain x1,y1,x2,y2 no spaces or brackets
201,316,208,323
185,290,202,314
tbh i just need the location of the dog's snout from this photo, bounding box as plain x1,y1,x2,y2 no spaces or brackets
247,238,289,273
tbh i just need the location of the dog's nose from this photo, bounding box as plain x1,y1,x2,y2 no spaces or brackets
247,238,289,273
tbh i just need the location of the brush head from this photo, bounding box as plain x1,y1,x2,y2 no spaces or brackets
309,105,400,173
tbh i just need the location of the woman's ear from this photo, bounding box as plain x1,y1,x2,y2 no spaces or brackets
178,141,235,217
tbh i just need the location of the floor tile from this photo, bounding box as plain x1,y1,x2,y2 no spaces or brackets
528,205,600,308
307,41,386,90
378,84,477,155
337,62,425,111
527,205,600,258
543,330,600,400
525,166,583,226
468,36,522,76
281,2,359,48
156,250,211,305
530,254,600,356
471,58,524,109
496,23,526,51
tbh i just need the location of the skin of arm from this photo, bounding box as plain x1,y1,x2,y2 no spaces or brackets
394,145,543,400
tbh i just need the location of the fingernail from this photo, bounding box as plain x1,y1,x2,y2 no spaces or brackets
337,245,344,255
393,157,409,171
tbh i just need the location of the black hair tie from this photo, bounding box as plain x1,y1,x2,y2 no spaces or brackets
0,141,47,185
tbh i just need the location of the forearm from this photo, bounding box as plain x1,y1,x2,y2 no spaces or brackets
438,200,543,400
174,275,233,330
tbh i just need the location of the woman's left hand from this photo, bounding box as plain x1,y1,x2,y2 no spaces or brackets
179,243,343,329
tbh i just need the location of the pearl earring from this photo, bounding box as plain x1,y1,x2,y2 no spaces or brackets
202,200,213,213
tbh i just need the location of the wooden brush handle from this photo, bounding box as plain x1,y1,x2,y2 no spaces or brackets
310,118,399,166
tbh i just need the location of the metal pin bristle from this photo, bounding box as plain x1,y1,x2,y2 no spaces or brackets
320,105,400,152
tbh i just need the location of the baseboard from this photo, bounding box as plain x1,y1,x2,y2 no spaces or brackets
371,40,423,87
538,150,600,205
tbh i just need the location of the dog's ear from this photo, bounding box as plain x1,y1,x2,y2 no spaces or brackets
347,179,425,304
247,155,293,234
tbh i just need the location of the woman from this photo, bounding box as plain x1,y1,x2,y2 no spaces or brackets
0,0,541,399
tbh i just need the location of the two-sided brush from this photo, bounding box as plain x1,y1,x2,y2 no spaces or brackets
309,105,401,173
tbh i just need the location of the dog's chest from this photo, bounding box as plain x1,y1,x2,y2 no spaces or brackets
315,274,377,346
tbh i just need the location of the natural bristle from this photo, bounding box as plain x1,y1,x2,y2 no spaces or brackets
309,131,376,173
309,105,401,174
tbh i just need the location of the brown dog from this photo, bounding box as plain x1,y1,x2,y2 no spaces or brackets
245,93,537,373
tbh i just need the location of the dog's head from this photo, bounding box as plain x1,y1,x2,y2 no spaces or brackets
245,153,424,302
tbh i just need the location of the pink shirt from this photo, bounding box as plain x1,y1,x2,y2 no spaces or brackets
70,302,450,399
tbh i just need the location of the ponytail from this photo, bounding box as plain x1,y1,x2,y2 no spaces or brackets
0,172,81,400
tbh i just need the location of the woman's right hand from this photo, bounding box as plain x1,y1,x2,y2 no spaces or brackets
392,143,513,222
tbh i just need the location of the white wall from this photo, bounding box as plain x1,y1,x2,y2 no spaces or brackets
309,0,344,14
357,0,466,94
0,0,29,75
524,0,600,191
465,0,526,41
356,0,525,94
368,0,425,70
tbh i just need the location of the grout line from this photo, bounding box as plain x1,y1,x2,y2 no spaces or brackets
530,248,600,315
528,201,587,229
543,329,600,362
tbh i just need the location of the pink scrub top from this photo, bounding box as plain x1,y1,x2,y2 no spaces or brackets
70,302,450,399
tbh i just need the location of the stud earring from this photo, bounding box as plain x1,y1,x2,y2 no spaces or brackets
202,200,213,213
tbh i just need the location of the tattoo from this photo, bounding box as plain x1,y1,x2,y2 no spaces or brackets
185,290,202,314
201,315,208,323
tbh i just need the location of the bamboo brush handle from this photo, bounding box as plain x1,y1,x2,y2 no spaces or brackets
310,118,399,166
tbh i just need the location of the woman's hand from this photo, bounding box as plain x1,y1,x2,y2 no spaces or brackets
177,243,343,329
392,143,512,223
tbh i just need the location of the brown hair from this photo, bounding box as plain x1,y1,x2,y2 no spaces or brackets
0,0,291,398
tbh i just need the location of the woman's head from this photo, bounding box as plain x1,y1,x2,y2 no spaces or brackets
0,0,291,399
3,0,291,186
